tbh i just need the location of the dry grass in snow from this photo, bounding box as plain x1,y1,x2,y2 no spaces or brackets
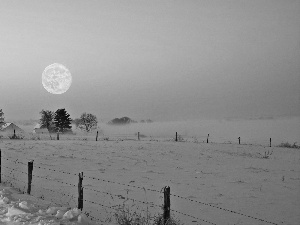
0,138,299,224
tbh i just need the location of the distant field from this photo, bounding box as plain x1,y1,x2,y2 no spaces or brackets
1,138,299,224
9,117,300,149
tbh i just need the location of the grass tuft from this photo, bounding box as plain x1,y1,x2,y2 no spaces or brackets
114,202,183,225
277,142,300,149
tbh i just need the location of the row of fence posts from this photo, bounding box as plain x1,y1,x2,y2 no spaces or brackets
175,132,272,146
95,132,141,141
175,133,272,146
237,137,271,146
14,129,273,147
0,149,171,223
237,137,271,147
83,130,273,146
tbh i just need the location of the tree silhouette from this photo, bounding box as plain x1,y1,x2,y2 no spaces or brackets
39,110,55,132
54,108,72,133
78,113,98,132
108,117,136,125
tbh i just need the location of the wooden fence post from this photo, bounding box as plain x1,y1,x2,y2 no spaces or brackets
175,132,178,142
238,137,241,145
0,149,1,183
138,132,140,141
163,186,170,224
207,134,209,143
57,132,59,140
27,160,33,194
270,138,271,147
78,172,83,210
96,131,98,141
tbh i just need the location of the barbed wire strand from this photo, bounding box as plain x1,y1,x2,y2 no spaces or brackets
33,164,77,176
171,208,216,225
1,181,26,196
2,171,74,206
83,198,160,223
1,173,27,194
84,197,163,224
2,165,28,175
35,184,76,201
83,186,162,209
1,140,278,225
34,184,77,207
84,199,117,212
3,157,28,166
32,188,64,207
83,175,161,194
1,167,27,185
2,163,275,225
2,173,27,184
170,193,279,225
32,173,77,187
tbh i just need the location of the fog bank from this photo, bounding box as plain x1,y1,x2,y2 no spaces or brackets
100,117,300,146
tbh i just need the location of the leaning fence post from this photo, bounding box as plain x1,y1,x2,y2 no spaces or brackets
27,160,33,194
78,172,83,210
96,131,98,141
270,138,272,147
207,134,209,143
163,186,170,224
0,149,1,183
238,137,241,145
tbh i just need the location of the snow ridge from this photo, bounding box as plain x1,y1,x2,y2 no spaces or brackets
0,188,92,225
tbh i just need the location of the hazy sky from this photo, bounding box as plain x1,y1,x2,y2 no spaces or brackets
1,0,299,122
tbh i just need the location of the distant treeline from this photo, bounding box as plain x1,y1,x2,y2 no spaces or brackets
107,117,153,125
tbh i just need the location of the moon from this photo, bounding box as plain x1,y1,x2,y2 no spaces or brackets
42,63,72,94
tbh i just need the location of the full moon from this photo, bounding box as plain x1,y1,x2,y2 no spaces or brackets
42,63,72,94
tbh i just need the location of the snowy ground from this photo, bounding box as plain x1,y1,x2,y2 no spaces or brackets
0,138,299,225
0,183,92,225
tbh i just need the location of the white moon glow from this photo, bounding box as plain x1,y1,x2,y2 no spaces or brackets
42,63,72,94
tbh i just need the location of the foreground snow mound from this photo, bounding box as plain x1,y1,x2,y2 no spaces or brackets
0,188,93,225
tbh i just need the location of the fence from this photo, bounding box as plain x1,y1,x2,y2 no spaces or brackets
22,131,276,148
0,148,281,225
101,132,274,147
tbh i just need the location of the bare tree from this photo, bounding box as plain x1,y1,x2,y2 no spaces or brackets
78,113,98,132
39,110,55,132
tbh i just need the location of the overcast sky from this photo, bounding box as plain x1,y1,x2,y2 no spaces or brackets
1,0,299,122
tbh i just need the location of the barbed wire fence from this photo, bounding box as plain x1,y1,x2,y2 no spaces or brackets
2,126,280,148
0,148,281,225
93,132,274,147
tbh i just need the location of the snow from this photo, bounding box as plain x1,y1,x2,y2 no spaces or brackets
0,122,299,225
0,186,93,225
0,123,12,130
33,124,41,130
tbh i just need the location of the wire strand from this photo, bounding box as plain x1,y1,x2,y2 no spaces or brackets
170,193,279,225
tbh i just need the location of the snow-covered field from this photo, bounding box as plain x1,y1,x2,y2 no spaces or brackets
0,137,299,225
16,117,300,146
0,183,92,225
